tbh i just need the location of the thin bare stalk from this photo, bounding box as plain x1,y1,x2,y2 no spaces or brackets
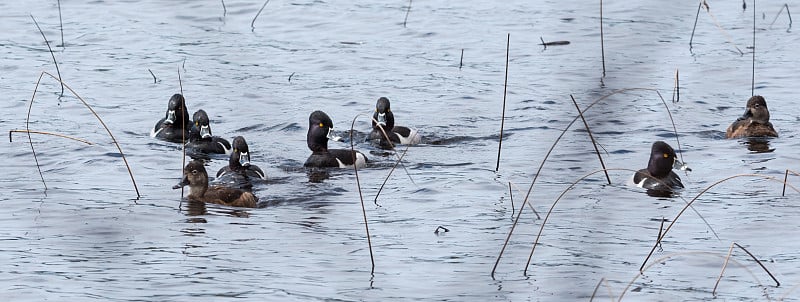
403,0,412,28
251,0,271,30
369,115,415,185
640,174,800,272
622,252,770,301
57,0,64,47
148,69,157,84
769,4,792,29
178,66,186,203
672,69,680,102
10,129,93,145
508,181,541,219
496,33,510,172
221,0,227,17
31,14,64,96
374,144,410,206
713,242,780,296
571,95,611,184
690,1,702,49
589,277,616,302
600,0,606,77
459,48,464,70
350,113,375,274
705,4,745,55
752,0,756,96
28,71,141,198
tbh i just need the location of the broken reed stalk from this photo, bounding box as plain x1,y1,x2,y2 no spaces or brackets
491,88,677,278
570,95,611,185
496,33,510,172
148,69,157,84
57,0,64,47
10,129,93,145
640,174,800,272
600,0,606,77
251,0,271,30
713,242,779,296
752,0,756,97
651,89,686,164
26,71,141,198
374,144,411,206
221,0,227,17
350,114,376,274
690,1,702,49
588,277,615,302
31,14,64,97
621,251,770,300
508,182,515,218
459,48,464,70
508,181,541,219
769,4,793,29
403,0,412,28
672,69,680,102
783,169,799,196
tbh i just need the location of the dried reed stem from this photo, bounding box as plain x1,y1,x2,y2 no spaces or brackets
690,1,702,49
713,242,779,296
752,0,756,96
769,4,792,29
403,0,412,28
350,113,375,273
10,129,93,145
31,14,64,96
640,174,800,272
374,144,410,206
57,0,64,47
571,95,611,184
622,251,769,300
27,71,141,198
600,0,606,77
251,0,271,30
496,33,510,172
672,69,680,102
459,48,464,70
589,277,615,302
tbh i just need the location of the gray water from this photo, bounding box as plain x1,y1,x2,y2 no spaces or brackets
2,0,799,301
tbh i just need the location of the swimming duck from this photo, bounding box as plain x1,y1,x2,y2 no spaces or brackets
186,109,232,155
725,95,778,139
173,160,258,208
368,97,421,147
151,93,192,143
216,136,267,189
305,110,368,168
633,141,686,195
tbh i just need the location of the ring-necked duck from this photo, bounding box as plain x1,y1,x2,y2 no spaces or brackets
186,109,232,155
216,136,267,188
305,110,368,168
368,97,421,147
726,95,778,139
151,93,192,143
173,160,258,208
633,141,686,194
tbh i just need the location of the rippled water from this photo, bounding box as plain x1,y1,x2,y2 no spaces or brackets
2,0,800,300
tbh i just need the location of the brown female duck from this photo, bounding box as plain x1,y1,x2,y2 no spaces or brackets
173,160,258,208
726,95,778,139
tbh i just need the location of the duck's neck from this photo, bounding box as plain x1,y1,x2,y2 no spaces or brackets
188,183,207,199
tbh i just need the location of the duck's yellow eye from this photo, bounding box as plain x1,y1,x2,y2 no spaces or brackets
663,153,669,158
233,148,238,153
195,121,199,126
375,108,378,112
319,122,324,128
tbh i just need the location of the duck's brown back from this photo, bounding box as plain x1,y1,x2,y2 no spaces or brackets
202,186,258,208
726,119,778,139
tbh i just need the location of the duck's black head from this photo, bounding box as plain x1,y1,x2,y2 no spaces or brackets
192,109,213,139
647,141,680,178
307,110,339,153
372,97,395,130
165,94,191,127
742,95,771,123
230,136,251,168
